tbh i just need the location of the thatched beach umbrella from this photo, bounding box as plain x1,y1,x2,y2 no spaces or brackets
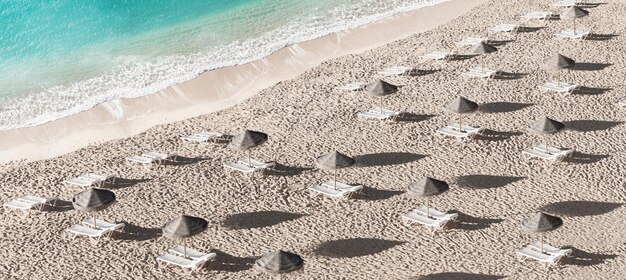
543,53,575,85
469,42,497,70
315,151,356,190
527,116,565,151
229,130,268,166
521,212,563,252
365,79,398,115
254,250,304,274
407,177,449,217
72,188,116,228
561,6,589,34
444,96,478,131
163,215,208,258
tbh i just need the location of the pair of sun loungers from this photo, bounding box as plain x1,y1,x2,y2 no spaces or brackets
180,131,226,142
223,159,275,175
516,241,572,268
65,217,125,243
401,206,458,233
307,180,363,201
3,195,57,212
156,245,217,275
436,123,484,141
378,66,419,76
522,144,573,163
538,81,580,96
357,107,404,121
126,152,178,167
63,173,115,188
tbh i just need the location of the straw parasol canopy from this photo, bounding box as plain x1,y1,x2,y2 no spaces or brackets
315,151,356,190
72,188,116,212
521,212,563,253
254,250,304,274
469,42,497,69
528,116,565,151
365,79,398,114
229,130,268,166
561,6,589,33
543,54,575,86
444,96,478,131
162,215,208,258
407,177,449,217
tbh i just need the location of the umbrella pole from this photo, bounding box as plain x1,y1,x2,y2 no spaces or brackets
380,97,383,114
573,18,576,34
541,233,544,253
184,238,188,258
459,114,462,131
94,216,97,228
248,150,252,166
545,135,548,152
426,198,430,218
334,170,337,190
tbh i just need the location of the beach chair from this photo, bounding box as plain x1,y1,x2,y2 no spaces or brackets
538,81,579,96
3,196,56,212
81,217,125,232
550,0,582,8
516,247,565,268
307,184,356,201
378,66,418,76
412,206,459,222
358,108,403,121
126,152,177,167
169,245,218,262
488,23,522,33
401,211,450,232
65,224,118,242
64,173,115,188
527,241,573,256
555,29,590,40
125,155,155,166
455,37,488,46
461,68,498,79
522,148,564,163
446,123,484,134
371,107,404,118
420,51,456,61
322,180,364,194
521,11,555,21
237,158,276,170
223,162,266,176
532,144,573,157
156,253,208,275
181,131,225,143
436,126,480,140
335,82,367,91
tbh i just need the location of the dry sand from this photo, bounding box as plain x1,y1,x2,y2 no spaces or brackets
2,0,626,279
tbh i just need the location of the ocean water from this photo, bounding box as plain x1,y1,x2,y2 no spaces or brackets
0,0,446,130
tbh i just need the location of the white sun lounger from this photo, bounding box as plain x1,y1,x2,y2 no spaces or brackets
322,180,364,193
64,173,115,188
65,224,117,242
156,253,208,275
357,109,402,121
401,211,450,232
538,81,579,96
532,144,573,157
447,123,484,134
556,29,590,40
378,66,418,76
455,37,488,46
371,107,404,118
181,131,225,142
169,245,218,262
307,184,357,200
522,11,555,21
126,152,177,166
81,217,125,232
488,24,522,33
461,67,498,79
335,82,367,91
436,126,480,140
420,51,456,61
527,241,573,256
516,247,565,268
550,0,582,8
237,158,275,170
224,162,266,175
3,196,56,211
522,148,564,163
412,206,459,221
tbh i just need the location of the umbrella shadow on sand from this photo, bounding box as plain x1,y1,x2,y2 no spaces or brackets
540,201,622,217
480,102,533,113
571,63,612,71
396,113,436,123
456,175,526,190
162,156,209,167
446,210,504,231
355,152,427,167
222,211,306,230
115,222,162,241
266,163,313,177
353,186,404,201
315,238,404,258
42,199,73,212
414,272,505,280
213,250,257,272
563,120,623,132
561,247,617,266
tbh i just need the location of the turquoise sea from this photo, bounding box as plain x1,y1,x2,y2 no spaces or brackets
0,0,445,130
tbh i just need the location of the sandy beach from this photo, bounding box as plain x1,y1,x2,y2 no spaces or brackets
2,0,626,279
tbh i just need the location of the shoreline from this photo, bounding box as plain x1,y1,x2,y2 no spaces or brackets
0,0,485,164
